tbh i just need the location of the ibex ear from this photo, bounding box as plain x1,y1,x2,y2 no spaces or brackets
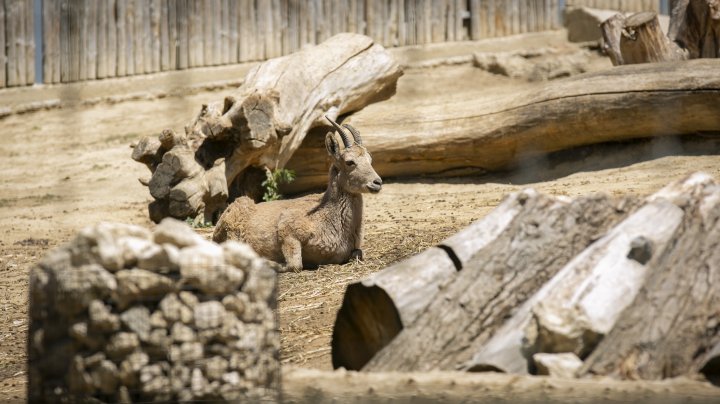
325,132,340,158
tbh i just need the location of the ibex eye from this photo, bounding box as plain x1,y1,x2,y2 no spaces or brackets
346,160,356,167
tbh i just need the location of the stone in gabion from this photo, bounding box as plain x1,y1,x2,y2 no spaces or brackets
29,220,279,403
120,305,151,341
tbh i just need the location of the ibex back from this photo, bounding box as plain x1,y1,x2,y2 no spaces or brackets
213,116,382,272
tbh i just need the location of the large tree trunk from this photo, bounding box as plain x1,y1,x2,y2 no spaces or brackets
131,33,402,223
578,176,720,380
359,193,636,372
284,60,720,194
669,0,720,59
331,190,533,371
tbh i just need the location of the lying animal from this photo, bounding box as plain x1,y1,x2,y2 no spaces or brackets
213,116,382,271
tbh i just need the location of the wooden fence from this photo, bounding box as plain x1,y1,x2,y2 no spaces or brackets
0,0,663,89
566,0,660,13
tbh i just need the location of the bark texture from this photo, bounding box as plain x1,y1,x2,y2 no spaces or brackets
131,33,402,223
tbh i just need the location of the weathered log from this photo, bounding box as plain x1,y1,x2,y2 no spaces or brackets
360,193,636,372
331,190,534,371
131,33,402,222
283,60,720,194
578,176,720,380
464,173,715,375
669,0,720,59
619,12,687,64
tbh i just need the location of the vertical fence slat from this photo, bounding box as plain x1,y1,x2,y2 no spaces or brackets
0,1,5,87
297,0,308,47
439,0,450,42
70,0,81,81
96,0,107,78
86,0,97,79
228,0,238,61
455,0,464,40
15,0,27,84
160,0,169,70
150,0,160,72
77,0,86,81
26,0,34,83
116,0,126,76
469,0,478,39
212,0,221,64
42,0,55,83
272,0,281,57
106,0,116,77
221,0,229,62
202,0,211,65
187,0,198,66
143,0,153,72
511,0,520,35
176,0,188,68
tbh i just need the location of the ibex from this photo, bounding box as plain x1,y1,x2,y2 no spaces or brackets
213,116,382,272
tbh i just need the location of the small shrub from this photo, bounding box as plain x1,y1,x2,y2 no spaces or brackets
262,168,296,202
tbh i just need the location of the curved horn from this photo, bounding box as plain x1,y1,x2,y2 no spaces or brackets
343,124,362,146
325,115,352,148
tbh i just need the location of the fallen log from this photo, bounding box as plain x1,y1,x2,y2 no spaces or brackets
331,190,535,371
283,60,720,194
579,176,720,380
131,33,402,223
463,173,715,375
360,193,636,372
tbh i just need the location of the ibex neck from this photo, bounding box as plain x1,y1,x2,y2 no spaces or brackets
314,166,363,220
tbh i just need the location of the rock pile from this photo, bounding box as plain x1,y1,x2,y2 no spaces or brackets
28,219,280,403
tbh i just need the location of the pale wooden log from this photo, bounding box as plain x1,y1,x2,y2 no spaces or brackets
331,190,536,371
283,59,720,194
283,368,720,404
363,193,633,372
580,175,720,380
131,34,401,223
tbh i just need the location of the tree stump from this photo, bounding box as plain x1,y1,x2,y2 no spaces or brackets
620,12,687,64
669,0,720,58
131,33,402,223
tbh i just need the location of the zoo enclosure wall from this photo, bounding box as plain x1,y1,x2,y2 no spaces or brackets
0,0,671,89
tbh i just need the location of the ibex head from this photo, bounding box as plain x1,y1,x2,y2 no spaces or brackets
325,116,382,194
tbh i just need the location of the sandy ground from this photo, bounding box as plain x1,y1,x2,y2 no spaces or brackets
1,37,720,401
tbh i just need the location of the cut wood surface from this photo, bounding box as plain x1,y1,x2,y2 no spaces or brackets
131,33,402,223
284,60,720,194
282,368,720,404
361,192,635,372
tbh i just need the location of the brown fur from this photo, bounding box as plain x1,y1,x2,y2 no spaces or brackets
213,127,382,272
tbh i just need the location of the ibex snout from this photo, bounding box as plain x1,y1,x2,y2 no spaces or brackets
367,177,382,193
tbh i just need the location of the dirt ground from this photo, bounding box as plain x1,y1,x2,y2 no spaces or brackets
1,35,720,402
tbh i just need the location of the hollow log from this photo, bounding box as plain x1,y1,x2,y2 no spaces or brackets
360,193,636,372
283,60,720,194
131,33,402,223
578,177,720,380
331,190,534,371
